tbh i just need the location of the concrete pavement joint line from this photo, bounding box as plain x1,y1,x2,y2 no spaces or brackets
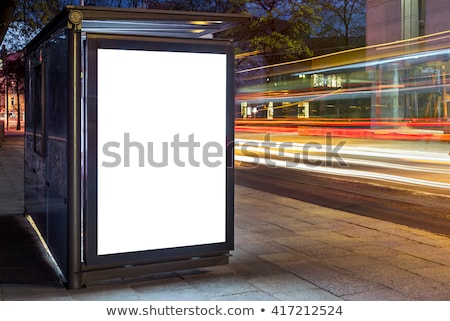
382,248,446,267
344,220,412,235
260,220,297,233
264,268,342,299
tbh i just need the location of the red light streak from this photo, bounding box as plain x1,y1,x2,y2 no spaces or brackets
235,119,450,142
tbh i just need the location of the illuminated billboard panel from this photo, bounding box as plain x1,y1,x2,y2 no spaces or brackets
85,39,233,263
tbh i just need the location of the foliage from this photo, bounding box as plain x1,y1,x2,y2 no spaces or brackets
124,0,240,12
2,0,61,51
231,0,321,66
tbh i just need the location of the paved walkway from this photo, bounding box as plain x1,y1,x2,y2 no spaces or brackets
0,134,449,300
0,132,24,215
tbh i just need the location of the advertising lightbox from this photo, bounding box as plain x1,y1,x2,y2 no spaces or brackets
85,36,234,265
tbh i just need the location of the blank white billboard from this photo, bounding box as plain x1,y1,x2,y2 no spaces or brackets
96,48,227,256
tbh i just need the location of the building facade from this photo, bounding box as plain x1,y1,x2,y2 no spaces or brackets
367,0,450,45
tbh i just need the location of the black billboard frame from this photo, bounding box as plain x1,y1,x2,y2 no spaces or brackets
82,34,235,276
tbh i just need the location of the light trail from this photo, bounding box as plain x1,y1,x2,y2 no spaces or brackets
235,155,450,190
235,138,450,165
235,138,450,190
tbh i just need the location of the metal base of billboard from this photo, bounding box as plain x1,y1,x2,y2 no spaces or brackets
27,210,230,289
79,253,229,285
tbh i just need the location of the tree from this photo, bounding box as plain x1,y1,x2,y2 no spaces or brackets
0,0,18,45
7,51,25,130
316,0,365,49
0,48,24,130
230,0,321,66
2,0,61,51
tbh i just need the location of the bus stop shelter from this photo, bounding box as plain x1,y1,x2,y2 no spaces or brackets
24,5,249,289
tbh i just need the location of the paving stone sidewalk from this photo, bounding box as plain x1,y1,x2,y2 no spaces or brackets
0,135,449,300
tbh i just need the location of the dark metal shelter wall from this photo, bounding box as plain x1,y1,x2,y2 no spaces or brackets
25,27,69,276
